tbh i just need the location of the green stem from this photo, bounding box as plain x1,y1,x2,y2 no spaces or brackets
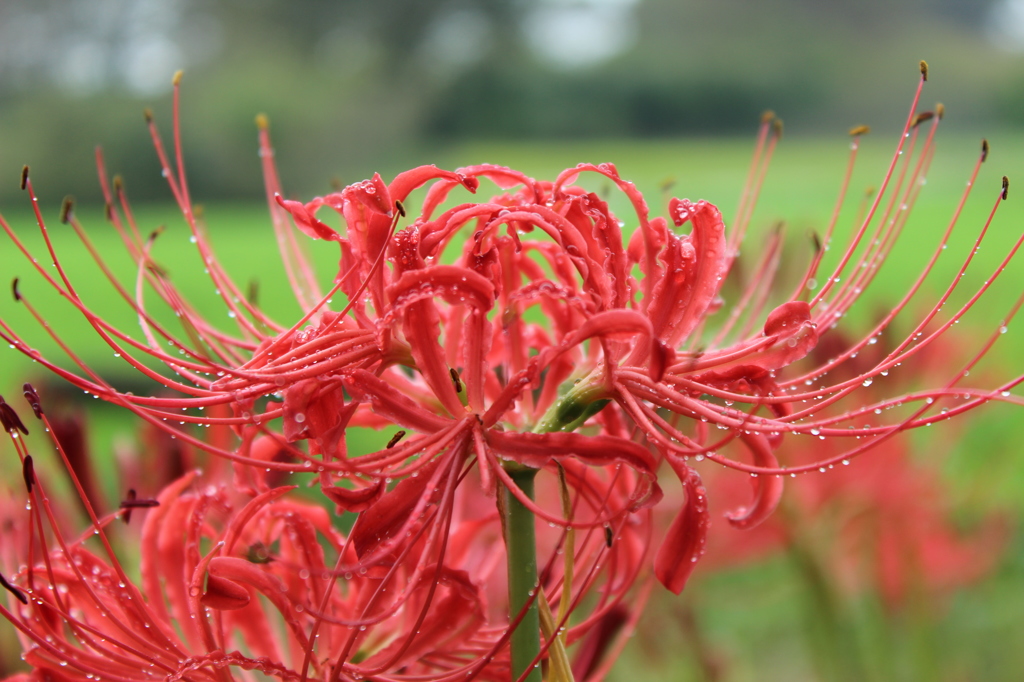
505,464,542,682
502,375,609,681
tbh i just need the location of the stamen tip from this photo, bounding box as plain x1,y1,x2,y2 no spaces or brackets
143,107,154,124
982,139,990,162
911,111,934,128
760,109,775,124
936,102,945,119
60,195,75,224
386,430,407,449
919,60,929,81
809,230,823,254
255,113,269,131
848,124,870,137
1002,175,1009,200
172,70,183,86
23,383,42,419
0,573,27,606
20,165,28,191
772,118,784,138
22,455,34,493
11,277,20,302
395,199,406,218
449,367,463,393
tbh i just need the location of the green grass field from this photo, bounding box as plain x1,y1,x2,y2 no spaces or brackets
1,131,1023,680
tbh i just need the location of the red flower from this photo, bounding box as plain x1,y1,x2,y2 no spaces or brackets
0,389,649,681
1,62,1021,614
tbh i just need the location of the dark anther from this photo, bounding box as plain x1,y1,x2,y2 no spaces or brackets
12,278,20,302
0,572,27,605
1002,176,1009,201
248,280,259,306
22,383,42,419
143,107,154,123
386,430,407,449
148,225,165,243
772,118,784,138
246,541,274,564
120,489,159,525
113,175,124,193
20,166,29,191
848,125,870,137
982,139,990,163
395,199,406,218
450,368,463,393
22,455,34,494
810,231,823,254
104,202,113,221
0,401,29,436
604,525,614,548
911,111,934,127
919,60,929,81
59,195,75,224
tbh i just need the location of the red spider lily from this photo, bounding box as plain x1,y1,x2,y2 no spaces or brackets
1,61,1022,614
0,389,650,682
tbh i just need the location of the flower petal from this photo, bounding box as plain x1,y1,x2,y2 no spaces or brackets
654,463,709,594
725,433,784,530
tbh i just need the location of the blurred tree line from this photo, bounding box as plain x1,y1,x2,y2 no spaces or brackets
0,0,1022,203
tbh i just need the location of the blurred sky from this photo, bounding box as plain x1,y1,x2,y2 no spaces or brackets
2,0,1024,200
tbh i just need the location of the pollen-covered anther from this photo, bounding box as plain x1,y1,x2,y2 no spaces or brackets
848,124,870,137
255,113,269,130
982,139,990,162
1002,176,1009,200
920,59,929,80
172,69,183,86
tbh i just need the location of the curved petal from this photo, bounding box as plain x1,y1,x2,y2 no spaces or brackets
654,463,709,594
725,432,784,530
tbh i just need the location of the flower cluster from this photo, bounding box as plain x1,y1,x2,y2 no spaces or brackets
1,62,1021,680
